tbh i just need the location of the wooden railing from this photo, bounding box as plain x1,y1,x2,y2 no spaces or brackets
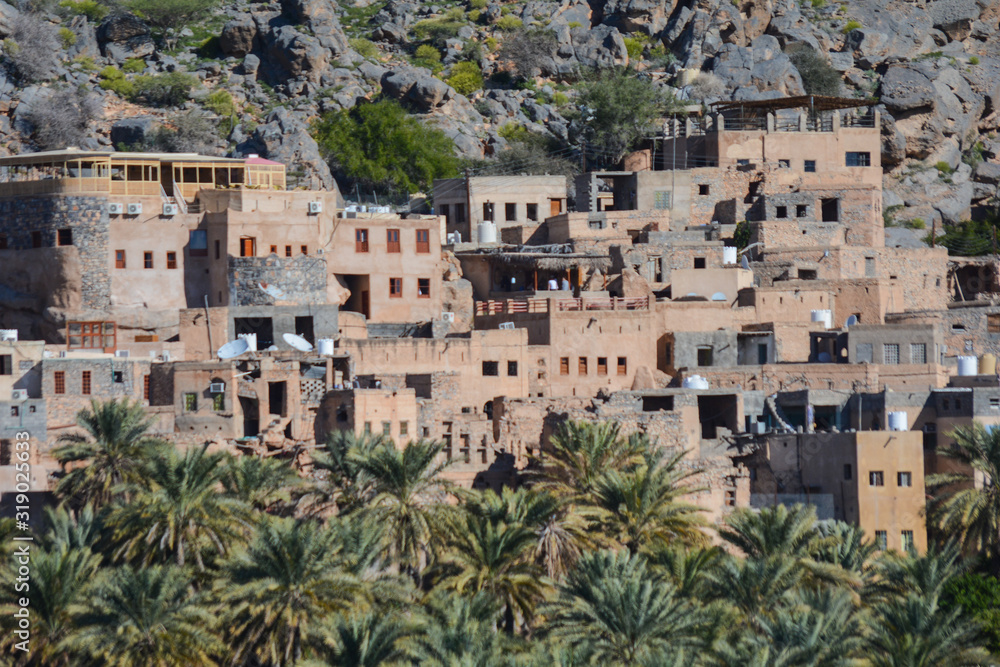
475,296,649,316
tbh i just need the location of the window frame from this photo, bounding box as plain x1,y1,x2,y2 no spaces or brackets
166,251,177,269
387,228,401,253
355,228,369,253
869,470,884,487
417,278,431,298
115,249,126,269
143,251,154,269
81,370,91,395
804,160,817,173
54,371,65,394
416,229,430,253
389,277,403,298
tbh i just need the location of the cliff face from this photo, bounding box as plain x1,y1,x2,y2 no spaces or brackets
1,0,999,226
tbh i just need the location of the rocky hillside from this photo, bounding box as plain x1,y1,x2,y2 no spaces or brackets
1,0,999,228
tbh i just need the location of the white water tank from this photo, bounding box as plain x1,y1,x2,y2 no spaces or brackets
317,338,335,356
237,333,257,352
0,329,17,342
957,355,978,376
682,375,710,389
888,411,908,432
723,246,738,265
477,221,498,244
810,309,833,330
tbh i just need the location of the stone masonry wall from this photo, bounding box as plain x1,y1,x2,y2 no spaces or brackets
227,255,327,307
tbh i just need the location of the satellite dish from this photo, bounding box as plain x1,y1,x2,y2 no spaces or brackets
283,333,314,352
266,345,278,352
845,315,858,327
740,255,750,270
711,292,727,301
217,338,250,359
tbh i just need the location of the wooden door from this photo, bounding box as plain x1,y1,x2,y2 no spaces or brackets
240,237,256,257
550,198,561,217
361,291,370,318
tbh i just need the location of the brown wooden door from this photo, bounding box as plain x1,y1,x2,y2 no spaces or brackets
361,291,370,318
240,237,255,257
550,199,561,217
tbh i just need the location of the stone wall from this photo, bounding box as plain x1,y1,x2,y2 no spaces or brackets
0,195,110,309
227,254,327,306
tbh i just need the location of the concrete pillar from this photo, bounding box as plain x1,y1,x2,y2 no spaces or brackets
799,112,807,132
716,113,725,132
832,111,841,132
766,112,774,132
685,118,694,137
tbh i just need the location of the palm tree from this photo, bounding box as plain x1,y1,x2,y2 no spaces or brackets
316,612,419,667
51,398,169,505
927,423,1000,566
39,504,102,553
105,446,252,569
542,550,706,665
440,504,550,634
353,439,453,580
301,430,387,515
217,518,367,665
584,450,708,553
535,421,650,499
220,453,301,512
705,553,803,629
65,565,220,666
414,591,514,667
0,545,100,665
644,545,723,600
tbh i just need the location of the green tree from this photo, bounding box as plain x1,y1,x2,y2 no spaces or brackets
123,0,219,33
942,572,1000,654
105,447,252,569
536,421,650,500
414,591,514,666
863,593,989,666
312,99,459,194
927,423,1000,566
67,565,220,666
786,45,841,96
52,398,170,506
220,454,301,512
317,612,419,666
218,518,368,665
301,431,387,516
577,68,678,166
447,61,484,96
543,550,706,665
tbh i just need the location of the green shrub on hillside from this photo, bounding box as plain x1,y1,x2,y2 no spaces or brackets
312,99,459,193
122,58,146,73
98,66,136,98
413,44,443,73
132,72,197,106
841,18,862,33
413,9,466,47
496,15,523,31
58,27,76,49
204,89,235,117
349,37,378,59
786,44,841,96
447,61,483,96
124,0,219,32
58,0,109,22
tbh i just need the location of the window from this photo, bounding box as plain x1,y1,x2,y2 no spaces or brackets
0,355,9,375
143,375,149,401
844,463,852,480
482,361,499,376
778,159,790,168
737,159,750,167
869,471,884,487
416,229,430,253
654,191,671,209
618,357,627,375
597,357,608,375
387,229,400,253
417,278,430,298
144,252,153,269
776,206,787,219
578,357,588,375
355,229,369,252
507,361,518,376
54,371,65,394
301,245,308,255
910,343,927,364
216,239,222,259
213,393,225,411
804,160,816,173
526,203,538,221
382,421,391,436
901,530,914,552
694,257,706,269
483,202,494,222
989,314,1000,333
112,371,124,383
505,203,517,220
821,198,839,222
81,371,91,395
875,530,887,550
183,393,197,411
846,151,871,167
285,245,292,257
697,347,713,366
115,250,126,269
31,231,42,248
560,357,569,375
57,228,72,246
166,252,177,269
897,471,912,487
189,230,208,257
952,322,966,333
389,277,402,298
10,406,17,417
796,204,808,218
399,421,408,437
270,245,277,254
884,343,900,365
698,184,710,196
68,321,116,350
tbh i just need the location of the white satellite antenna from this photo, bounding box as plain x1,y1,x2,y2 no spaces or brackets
217,338,250,359
845,314,858,327
711,292,727,301
283,333,314,352
740,255,750,270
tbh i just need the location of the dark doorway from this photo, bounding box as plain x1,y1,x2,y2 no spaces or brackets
758,343,768,365
268,382,286,417
234,317,274,349
338,275,371,319
239,397,259,436
294,316,315,344
697,394,740,439
821,198,839,222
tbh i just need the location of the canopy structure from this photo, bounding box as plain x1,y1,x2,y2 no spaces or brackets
711,96,878,114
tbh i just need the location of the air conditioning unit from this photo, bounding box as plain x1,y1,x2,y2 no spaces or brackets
751,422,767,435
11,390,27,402
209,382,225,393
441,312,455,323
499,322,515,330
127,203,142,215
108,203,124,215
307,201,323,214
162,203,178,216
115,350,130,358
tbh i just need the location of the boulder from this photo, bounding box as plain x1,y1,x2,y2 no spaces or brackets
565,24,627,70
974,162,1000,185
372,22,407,43
242,53,261,76
238,107,334,191
96,14,154,61
110,117,155,147
879,113,907,168
220,17,257,57
0,1,18,39
879,65,936,112
601,0,674,35
928,0,980,42
607,267,653,299
266,26,328,80
844,28,891,69
380,69,454,111
934,182,974,224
